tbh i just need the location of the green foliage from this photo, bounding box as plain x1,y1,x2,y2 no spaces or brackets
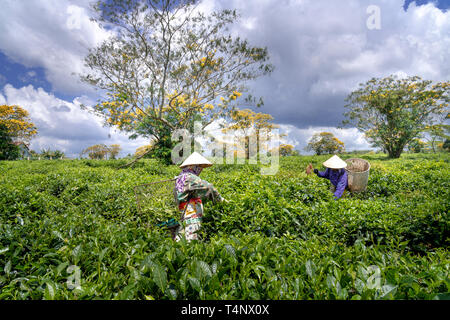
342,75,449,158
0,153,448,299
305,132,345,155
0,124,20,160
443,139,450,152
40,148,65,160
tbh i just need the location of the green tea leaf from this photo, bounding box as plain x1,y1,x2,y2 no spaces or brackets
224,244,236,261
196,261,212,279
433,293,450,300
44,281,56,300
152,263,167,293
72,245,82,263
188,277,201,292
4,260,11,275
305,260,315,279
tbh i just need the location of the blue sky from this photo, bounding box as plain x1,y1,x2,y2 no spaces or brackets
0,52,53,97
404,0,450,9
0,0,449,157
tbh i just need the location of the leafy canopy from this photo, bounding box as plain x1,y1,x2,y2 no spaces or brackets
342,75,449,158
305,132,345,155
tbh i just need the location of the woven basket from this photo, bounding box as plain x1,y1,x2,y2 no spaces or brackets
345,158,370,192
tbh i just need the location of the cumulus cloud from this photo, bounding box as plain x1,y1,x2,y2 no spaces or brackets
0,0,112,96
1,84,148,157
204,0,450,130
278,124,372,153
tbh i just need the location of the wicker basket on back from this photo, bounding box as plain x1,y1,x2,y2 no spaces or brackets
345,158,370,192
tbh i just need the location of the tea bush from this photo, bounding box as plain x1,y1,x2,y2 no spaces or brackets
0,154,448,299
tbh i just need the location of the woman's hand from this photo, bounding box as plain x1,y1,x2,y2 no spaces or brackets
306,163,313,175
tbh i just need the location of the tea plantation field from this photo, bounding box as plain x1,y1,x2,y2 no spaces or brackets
0,153,448,300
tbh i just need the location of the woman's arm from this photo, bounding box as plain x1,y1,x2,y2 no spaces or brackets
333,171,348,200
185,174,223,203
315,168,329,178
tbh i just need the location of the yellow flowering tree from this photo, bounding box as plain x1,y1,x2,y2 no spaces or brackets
221,108,278,160
81,0,273,163
278,144,295,156
406,138,427,153
342,75,449,158
305,132,345,155
0,104,37,142
422,123,450,153
82,144,109,160
108,144,122,159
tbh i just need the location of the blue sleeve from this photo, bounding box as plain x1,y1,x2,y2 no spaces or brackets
334,170,348,200
316,168,329,179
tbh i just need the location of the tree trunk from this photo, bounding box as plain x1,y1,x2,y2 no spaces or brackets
387,144,404,158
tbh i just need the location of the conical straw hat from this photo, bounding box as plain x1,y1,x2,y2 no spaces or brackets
322,155,347,169
179,152,213,168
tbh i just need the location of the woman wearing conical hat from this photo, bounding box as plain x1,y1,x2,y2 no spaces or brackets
173,152,225,242
307,155,348,200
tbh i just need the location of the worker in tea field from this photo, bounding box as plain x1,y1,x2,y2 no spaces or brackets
173,152,226,242
306,155,348,200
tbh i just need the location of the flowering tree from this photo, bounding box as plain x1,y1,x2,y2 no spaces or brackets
220,108,278,160
81,0,273,163
278,144,295,156
305,132,345,155
82,144,109,159
342,75,449,158
422,124,450,153
108,144,122,159
406,138,426,153
0,104,37,142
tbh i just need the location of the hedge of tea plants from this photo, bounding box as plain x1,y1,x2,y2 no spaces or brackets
0,153,448,299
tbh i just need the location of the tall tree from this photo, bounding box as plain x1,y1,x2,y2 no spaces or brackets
80,0,273,163
342,75,449,158
305,132,345,155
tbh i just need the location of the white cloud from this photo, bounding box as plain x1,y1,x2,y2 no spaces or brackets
0,0,112,96
1,84,148,158
205,0,450,128
278,124,373,154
